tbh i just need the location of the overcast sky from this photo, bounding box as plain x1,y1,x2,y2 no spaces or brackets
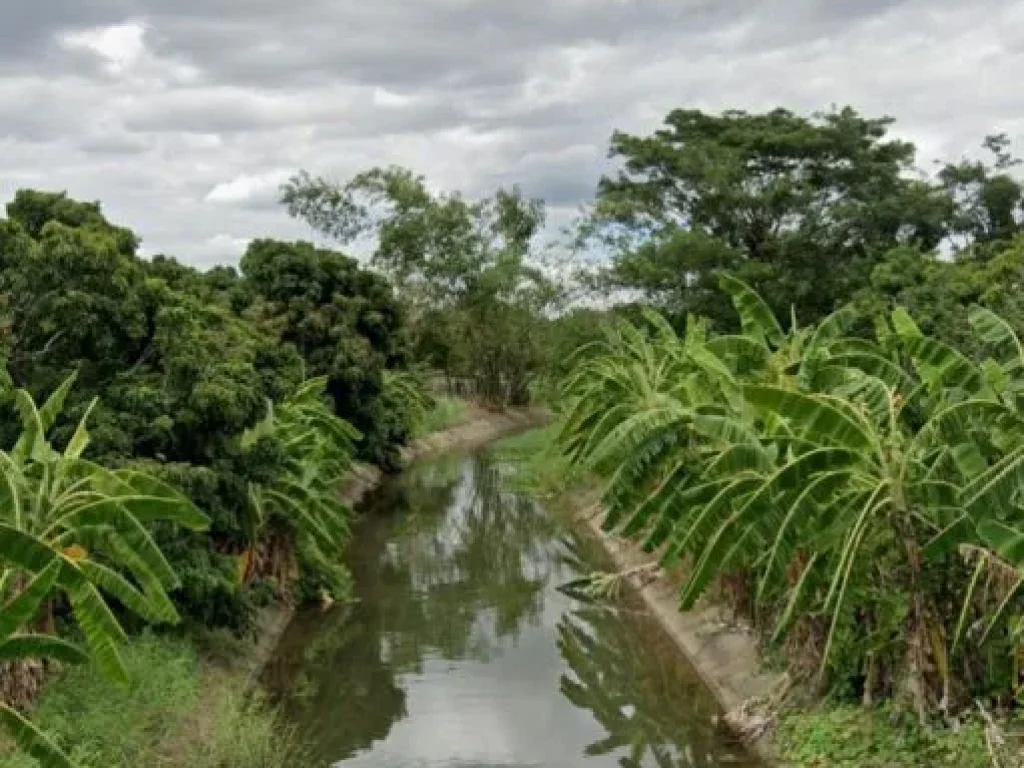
2,1,1023,268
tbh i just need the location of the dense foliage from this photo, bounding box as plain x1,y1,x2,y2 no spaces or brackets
0,190,429,766
283,168,563,405
0,377,209,767
559,266,1024,719
238,238,413,468
0,190,422,635
581,107,1023,333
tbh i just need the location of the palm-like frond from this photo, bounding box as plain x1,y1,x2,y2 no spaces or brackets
559,279,1024,700
0,376,211,768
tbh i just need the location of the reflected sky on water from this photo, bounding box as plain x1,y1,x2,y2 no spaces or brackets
262,453,761,768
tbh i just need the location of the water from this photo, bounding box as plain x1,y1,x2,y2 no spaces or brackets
262,452,761,767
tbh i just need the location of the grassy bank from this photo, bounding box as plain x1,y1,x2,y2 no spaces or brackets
495,426,1002,767
493,424,577,497
0,634,310,768
413,397,470,438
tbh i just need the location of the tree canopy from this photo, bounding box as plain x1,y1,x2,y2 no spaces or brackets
283,167,564,404
582,106,967,326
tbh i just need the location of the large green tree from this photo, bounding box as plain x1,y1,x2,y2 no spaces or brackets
939,133,1024,253
583,106,953,327
238,238,412,467
282,168,563,404
0,190,384,631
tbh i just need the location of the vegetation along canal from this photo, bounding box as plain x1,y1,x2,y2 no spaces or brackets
262,449,761,767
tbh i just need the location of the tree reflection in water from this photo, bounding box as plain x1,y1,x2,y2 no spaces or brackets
262,452,759,767
556,549,754,766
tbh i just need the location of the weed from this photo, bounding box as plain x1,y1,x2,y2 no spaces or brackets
0,634,310,768
773,705,990,767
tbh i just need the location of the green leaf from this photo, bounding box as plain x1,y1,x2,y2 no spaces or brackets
901,335,984,394
0,560,62,639
979,576,1024,646
0,526,61,574
891,308,923,339
52,500,181,589
0,705,76,768
0,635,89,665
77,559,178,625
820,484,888,677
806,305,856,354
952,556,987,654
67,580,128,684
13,375,77,464
744,385,876,452
978,519,1024,566
969,305,1024,364
960,445,1024,518
771,553,820,644
719,273,784,346
63,397,98,461
921,514,973,559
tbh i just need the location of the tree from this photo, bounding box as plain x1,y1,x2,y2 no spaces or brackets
939,133,1023,253
282,167,563,404
238,238,412,467
582,106,953,326
0,191,371,631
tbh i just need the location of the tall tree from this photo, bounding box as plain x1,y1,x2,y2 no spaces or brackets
239,238,412,466
939,133,1024,253
582,106,953,326
282,168,562,404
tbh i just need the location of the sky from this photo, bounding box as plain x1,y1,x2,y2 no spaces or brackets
2,0,1023,268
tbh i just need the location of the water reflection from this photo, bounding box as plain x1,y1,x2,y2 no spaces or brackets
262,453,759,767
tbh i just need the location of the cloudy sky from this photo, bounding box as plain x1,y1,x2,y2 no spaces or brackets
2,1,1023,268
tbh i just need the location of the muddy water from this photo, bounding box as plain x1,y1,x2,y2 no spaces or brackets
262,452,761,767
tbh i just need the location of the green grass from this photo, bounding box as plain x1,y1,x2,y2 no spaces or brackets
492,424,579,497
773,705,990,767
0,634,311,768
414,397,469,437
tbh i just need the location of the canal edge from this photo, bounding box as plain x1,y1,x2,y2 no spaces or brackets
341,405,551,505
246,406,552,692
569,497,782,764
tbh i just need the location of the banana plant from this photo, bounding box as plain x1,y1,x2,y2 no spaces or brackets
558,307,745,539
0,374,210,767
711,273,857,388
558,271,1024,714
240,377,359,595
0,374,209,682
383,368,436,431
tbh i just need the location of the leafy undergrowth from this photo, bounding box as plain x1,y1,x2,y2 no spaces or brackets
0,634,310,768
773,705,990,767
413,396,470,437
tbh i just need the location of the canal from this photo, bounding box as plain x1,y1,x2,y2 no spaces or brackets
262,451,761,767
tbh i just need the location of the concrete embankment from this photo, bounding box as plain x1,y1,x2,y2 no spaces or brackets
556,484,781,762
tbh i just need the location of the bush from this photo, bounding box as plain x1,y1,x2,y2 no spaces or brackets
0,635,311,768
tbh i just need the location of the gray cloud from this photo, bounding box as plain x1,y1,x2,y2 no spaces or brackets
0,0,1022,267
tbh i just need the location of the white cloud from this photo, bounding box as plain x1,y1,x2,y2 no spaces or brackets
1,1,1022,266
59,21,148,75
205,170,290,205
